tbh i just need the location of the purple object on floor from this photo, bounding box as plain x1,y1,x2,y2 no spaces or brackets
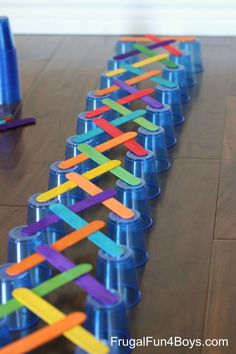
36,244,118,305
0,117,36,132
22,188,116,235
113,79,163,109
113,39,175,60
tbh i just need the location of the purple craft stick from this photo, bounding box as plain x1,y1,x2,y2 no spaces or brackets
113,79,163,109
0,117,36,132
37,244,118,305
114,39,176,60
22,188,116,236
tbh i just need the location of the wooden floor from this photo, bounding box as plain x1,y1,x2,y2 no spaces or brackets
0,36,236,353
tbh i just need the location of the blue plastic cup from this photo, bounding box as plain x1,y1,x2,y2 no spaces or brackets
77,111,107,145
27,194,65,244
137,127,170,173
155,85,185,126
74,291,130,354
96,246,141,309
86,90,116,121
99,71,132,101
145,104,176,148
0,263,39,331
115,41,135,54
0,17,21,106
124,150,160,199
179,40,204,73
0,318,11,347
49,161,85,206
107,210,148,268
7,226,51,288
162,64,190,103
170,51,196,88
65,136,100,183
115,179,152,230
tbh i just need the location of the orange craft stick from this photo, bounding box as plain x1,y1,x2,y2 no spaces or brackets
66,172,133,219
59,132,137,170
119,36,196,42
0,312,86,354
7,220,104,276
95,70,161,97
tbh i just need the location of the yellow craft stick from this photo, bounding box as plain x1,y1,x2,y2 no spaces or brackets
106,53,168,77
36,160,120,202
13,288,109,354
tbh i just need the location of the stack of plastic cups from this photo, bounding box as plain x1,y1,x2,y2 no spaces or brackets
27,193,65,244
124,150,161,199
155,85,185,126
179,39,204,73
86,90,116,121
107,55,138,70
115,179,152,230
7,226,51,288
162,64,190,103
75,291,131,354
97,246,141,309
145,104,177,148
137,127,170,173
48,161,85,206
0,318,11,347
0,16,21,113
0,264,39,331
107,210,148,268
169,50,196,88
77,111,108,144
115,40,135,55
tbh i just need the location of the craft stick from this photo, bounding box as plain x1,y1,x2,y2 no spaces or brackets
94,118,148,156
120,63,176,88
73,109,146,143
0,117,36,132
77,144,141,185
36,245,118,305
13,288,109,354
113,78,163,108
22,189,115,235
119,36,196,42
0,312,86,354
146,34,183,56
105,55,166,77
102,98,159,131
36,160,120,203
0,264,91,317
96,70,161,96
60,132,138,169
86,88,154,118
66,172,134,219
114,39,175,60
6,221,103,277
133,43,178,68
49,203,124,256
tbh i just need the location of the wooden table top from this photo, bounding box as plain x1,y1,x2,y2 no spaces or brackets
0,35,236,354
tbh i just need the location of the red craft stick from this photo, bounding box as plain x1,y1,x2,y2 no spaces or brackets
94,118,148,157
85,88,154,118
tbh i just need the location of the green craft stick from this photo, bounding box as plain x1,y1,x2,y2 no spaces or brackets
133,43,178,69
0,264,92,318
102,99,159,132
77,144,141,186
120,63,176,89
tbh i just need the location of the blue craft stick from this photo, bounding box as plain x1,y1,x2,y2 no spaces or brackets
49,204,124,257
